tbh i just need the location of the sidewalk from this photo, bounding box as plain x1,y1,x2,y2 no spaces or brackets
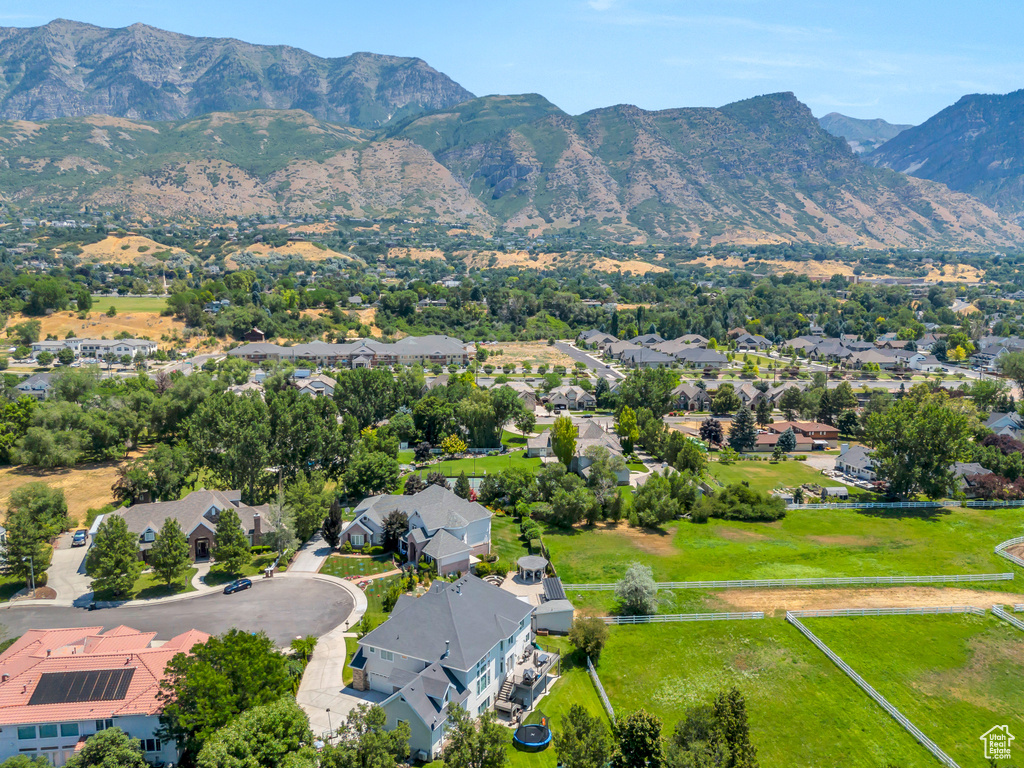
294,573,371,739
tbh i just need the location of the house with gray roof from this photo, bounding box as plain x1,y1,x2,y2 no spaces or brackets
835,445,876,481
339,486,491,576
670,347,729,369
619,347,675,369
349,575,552,761
15,373,54,401
109,489,272,562
672,383,712,411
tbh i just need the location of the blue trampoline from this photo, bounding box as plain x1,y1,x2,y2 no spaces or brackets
512,715,551,752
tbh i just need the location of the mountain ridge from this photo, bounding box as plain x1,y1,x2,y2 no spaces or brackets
818,113,913,154
0,19,475,127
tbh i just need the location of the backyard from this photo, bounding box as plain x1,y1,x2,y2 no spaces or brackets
594,620,937,768
803,612,1024,766
542,506,1024,587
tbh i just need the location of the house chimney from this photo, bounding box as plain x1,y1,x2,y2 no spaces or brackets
46,650,50,657
2,674,9,683
443,641,450,659
840,443,849,456
252,513,262,546
139,490,152,504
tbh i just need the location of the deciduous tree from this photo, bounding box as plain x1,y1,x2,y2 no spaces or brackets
551,415,577,468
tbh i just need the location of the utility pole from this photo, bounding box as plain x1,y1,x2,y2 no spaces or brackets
22,556,34,595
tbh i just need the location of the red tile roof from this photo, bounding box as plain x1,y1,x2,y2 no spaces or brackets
0,626,209,725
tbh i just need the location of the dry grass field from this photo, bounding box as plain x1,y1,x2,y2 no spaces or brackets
0,457,136,527
76,235,188,264
491,341,578,369
8,308,200,349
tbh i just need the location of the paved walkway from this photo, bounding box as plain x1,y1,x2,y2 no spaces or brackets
293,572,372,740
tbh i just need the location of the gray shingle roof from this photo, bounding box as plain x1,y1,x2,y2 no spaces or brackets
114,489,273,540
353,485,491,531
421,529,472,560
360,575,532,671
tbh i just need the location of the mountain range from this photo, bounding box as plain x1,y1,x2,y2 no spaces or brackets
1,19,1023,249
0,19,473,127
818,113,912,155
868,89,1024,223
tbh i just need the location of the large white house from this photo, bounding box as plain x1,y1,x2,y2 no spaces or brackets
30,338,158,360
348,575,555,761
0,625,208,766
339,486,491,576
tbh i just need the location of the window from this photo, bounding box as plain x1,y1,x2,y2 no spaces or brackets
142,530,155,543
95,719,114,732
60,723,79,738
38,725,58,739
18,727,36,740
369,647,376,654
477,697,491,715
351,534,365,547
380,650,394,662
475,670,490,696
142,738,161,752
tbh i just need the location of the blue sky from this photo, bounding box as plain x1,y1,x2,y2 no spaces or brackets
5,0,1024,125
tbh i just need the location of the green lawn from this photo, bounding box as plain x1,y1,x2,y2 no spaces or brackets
342,636,359,686
490,514,535,572
0,574,26,603
803,613,1024,766
594,620,935,768
203,553,280,586
320,554,398,579
708,459,831,493
409,452,542,479
397,450,415,464
542,505,1024,586
93,567,197,601
506,638,611,768
89,295,167,314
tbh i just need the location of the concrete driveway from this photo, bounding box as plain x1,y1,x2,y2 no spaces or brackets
46,532,93,603
0,578,354,646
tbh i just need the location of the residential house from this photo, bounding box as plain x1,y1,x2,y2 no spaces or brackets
601,340,640,360
109,489,272,562
985,412,1024,439
670,347,729,369
753,431,812,453
501,381,538,411
628,333,665,347
672,383,712,412
577,330,618,347
545,386,596,410
835,444,876,481
339,486,491,576
909,354,946,373
952,462,995,497
527,422,629,484
768,421,839,448
226,336,471,369
31,338,158,361
349,576,550,761
243,327,266,342
0,625,209,766
15,373,54,401
732,333,772,352
618,347,675,369
295,373,336,398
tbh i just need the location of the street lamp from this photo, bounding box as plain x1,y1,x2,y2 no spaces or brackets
22,556,34,595
326,708,333,743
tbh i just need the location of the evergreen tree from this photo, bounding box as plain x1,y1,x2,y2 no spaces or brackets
727,406,758,453
4,509,48,588
149,517,191,588
779,387,803,421
777,427,797,453
556,704,612,768
613,709,663,768
454,471,472,499
322,498,343,547
552,415,578,468
713,688,758,768
86,515,143,597
754,398,772,428
213,506,251,573
699,417,724,447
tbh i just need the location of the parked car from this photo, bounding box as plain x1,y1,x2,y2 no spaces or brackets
223,578,253,595
71,530,88,547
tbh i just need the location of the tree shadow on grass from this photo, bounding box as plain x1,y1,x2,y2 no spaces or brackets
856,506,952,522
136,582,189,600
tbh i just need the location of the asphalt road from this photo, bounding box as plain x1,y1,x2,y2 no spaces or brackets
554,341,624,380
0,578,354,646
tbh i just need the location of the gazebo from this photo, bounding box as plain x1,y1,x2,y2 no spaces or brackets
517,555,548,582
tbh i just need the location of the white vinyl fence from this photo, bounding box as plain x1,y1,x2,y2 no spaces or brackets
602,611,764,625
786,611,962,768
787,605,986,619
586,656,615,723
565,573,1013,591
992,605,1024,632
995,536,1024,569
790,499,1024,510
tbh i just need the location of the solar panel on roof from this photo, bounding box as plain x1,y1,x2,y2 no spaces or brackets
29,668,135,706
543,577,567,602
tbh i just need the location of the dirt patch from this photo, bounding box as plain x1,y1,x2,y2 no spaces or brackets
718,529,770,542
807,535,879,546
1008,544,1024,559
231,241,357,263
593,521,677,556
0,458,139,527
719,586,1024,616
78,235,188,264
388,247,445,261
11,309,201,350
591,258,667,275
491,342,578,370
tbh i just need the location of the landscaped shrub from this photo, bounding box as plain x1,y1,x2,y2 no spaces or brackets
340,541,354,554
367,545,385,556
250,545,272,555
695,483,786,522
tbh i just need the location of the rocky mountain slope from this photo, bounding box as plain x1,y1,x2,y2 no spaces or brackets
0,19,474,127
818,113,912,154
1,92,1019,248
868,89,1024,222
